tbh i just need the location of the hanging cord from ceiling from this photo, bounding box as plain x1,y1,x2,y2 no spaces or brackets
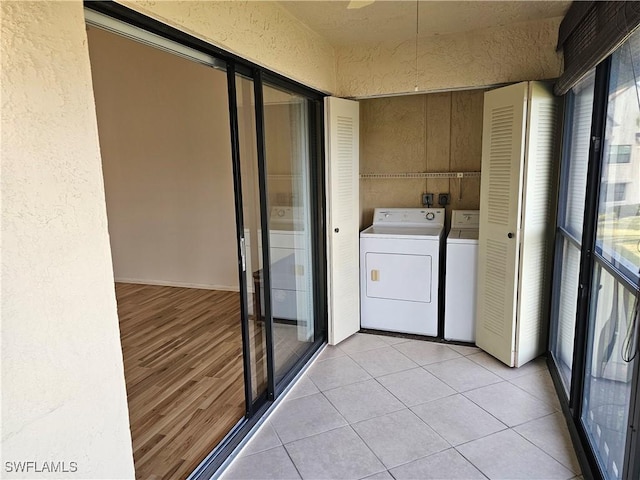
414,0,419,92
621,278,639,363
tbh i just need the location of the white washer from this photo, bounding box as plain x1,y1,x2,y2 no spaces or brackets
360,208,445,336
444,210,480,342
268,207,309,322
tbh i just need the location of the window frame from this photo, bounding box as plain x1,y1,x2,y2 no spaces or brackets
549,37,640,480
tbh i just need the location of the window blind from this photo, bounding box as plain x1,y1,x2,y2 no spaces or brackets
555,1,640,96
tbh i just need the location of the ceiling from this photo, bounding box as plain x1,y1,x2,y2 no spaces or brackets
278,1,571,47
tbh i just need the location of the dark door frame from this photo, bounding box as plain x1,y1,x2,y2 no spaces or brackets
84,2,328,477
548,46,640,480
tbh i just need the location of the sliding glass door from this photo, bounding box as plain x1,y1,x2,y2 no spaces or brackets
230,69,324,403
549,28,640,480
580,34,640,480
262,84,317,382
85,3,327,477
234,73,269,409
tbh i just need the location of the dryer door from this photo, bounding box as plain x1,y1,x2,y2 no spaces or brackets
365,252,432,303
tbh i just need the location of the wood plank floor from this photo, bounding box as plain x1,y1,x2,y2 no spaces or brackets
115,283,249,480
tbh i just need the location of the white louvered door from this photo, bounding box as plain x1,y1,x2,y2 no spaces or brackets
476,82,528,366
325,97,360,345
515,82,558,366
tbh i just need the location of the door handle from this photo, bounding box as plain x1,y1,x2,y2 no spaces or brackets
371,270,379,281
507,232,514,239
334,228,340,233
240,237,246,271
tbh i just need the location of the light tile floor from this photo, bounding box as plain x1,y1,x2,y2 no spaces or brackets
221,333,584,480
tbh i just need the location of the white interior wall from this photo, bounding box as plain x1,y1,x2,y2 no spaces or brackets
1,2,135,478
88,26,239,291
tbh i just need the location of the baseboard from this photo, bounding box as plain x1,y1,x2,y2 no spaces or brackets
114,277,240,292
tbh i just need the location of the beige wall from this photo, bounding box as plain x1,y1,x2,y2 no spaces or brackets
117,3,560,99
1,2,135,478
119,0,337,95
87,27,239,291
0,1,562,476
360,90,485,229
338,17,563,98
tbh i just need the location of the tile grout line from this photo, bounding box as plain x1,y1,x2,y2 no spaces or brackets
510,427,580,475
280,441,305,480
451,444,492,480
345,361,458,474
347,422,395,478
461,385,556,428
348,347,420,377
506,373,563,411
233,336,577,480
456,382,522,429
316,353,453,476
511,412,583,475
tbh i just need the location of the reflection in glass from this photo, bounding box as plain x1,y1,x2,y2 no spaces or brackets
582,265,637,479
263,83,315,382
553,241,581,391
563,70,595,239
551,70,595,392
597,32,640,280
236,74,268,402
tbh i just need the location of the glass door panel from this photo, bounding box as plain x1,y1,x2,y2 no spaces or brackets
595,32,640,282
554,239,582,390
582,265,637,480
582,31,640,480
551,70,595,393
562,71,595,240
262,83,315,382
235,73,268,404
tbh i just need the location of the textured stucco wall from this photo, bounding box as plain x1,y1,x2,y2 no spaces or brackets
1,2,135,478
118,0,337,94
337,17,563,98
359,90,485,229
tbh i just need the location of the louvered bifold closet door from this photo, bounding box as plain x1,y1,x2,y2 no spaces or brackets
515,82,558,367
476,82,528,367
325,97,360,345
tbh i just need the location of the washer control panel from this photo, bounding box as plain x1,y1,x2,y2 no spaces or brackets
372,208,445,227
450,210,480,229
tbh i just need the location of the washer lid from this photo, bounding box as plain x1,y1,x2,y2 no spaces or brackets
448,228,479,243
361,224,443,239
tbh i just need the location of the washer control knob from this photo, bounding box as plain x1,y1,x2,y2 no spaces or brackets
426,212,435,220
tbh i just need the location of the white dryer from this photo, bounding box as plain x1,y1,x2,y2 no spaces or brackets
360,208,445,336
444,210,480,342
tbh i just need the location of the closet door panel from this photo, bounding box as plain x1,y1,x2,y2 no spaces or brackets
476,82,528,366
516,82,558,367
325,97,360,345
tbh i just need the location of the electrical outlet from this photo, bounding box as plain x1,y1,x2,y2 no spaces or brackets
438,193,450,206
422,193,434,206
